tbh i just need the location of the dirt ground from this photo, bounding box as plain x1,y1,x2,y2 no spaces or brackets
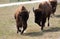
0,3,60,39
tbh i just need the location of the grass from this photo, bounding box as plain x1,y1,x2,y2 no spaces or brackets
0,3,60,39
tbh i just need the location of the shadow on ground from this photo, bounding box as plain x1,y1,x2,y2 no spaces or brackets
55,15,60,18
25,31,43,37
23,31,43,37
43,27,60,32
23,27,60,37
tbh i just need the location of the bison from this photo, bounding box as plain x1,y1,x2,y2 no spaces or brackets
14,6,29,34
49,0,57,15
33,1,52,30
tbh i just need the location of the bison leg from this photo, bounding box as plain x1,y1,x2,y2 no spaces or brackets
21,22,27,34
41,23,45,30
17,26,21,33
16,25,22,33
48,14,50,27
41,18,46,30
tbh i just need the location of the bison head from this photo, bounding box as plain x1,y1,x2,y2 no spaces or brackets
19,10,30,21
33,7,43,26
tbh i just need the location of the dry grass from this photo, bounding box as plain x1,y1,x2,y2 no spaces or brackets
0,3,60,39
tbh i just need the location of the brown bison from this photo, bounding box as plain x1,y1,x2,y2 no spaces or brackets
49,0,57,15
33,1,52,30
14,6,29,34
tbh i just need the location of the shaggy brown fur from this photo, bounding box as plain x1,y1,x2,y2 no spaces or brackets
14,6,29,34
49,0,57,15
33,1,52,30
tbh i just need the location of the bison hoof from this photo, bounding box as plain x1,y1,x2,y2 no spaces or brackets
48,24,49,27
19,30,21,32
17,30,21,34
41,29,43,31
41,27,43,31
21,31,24,35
